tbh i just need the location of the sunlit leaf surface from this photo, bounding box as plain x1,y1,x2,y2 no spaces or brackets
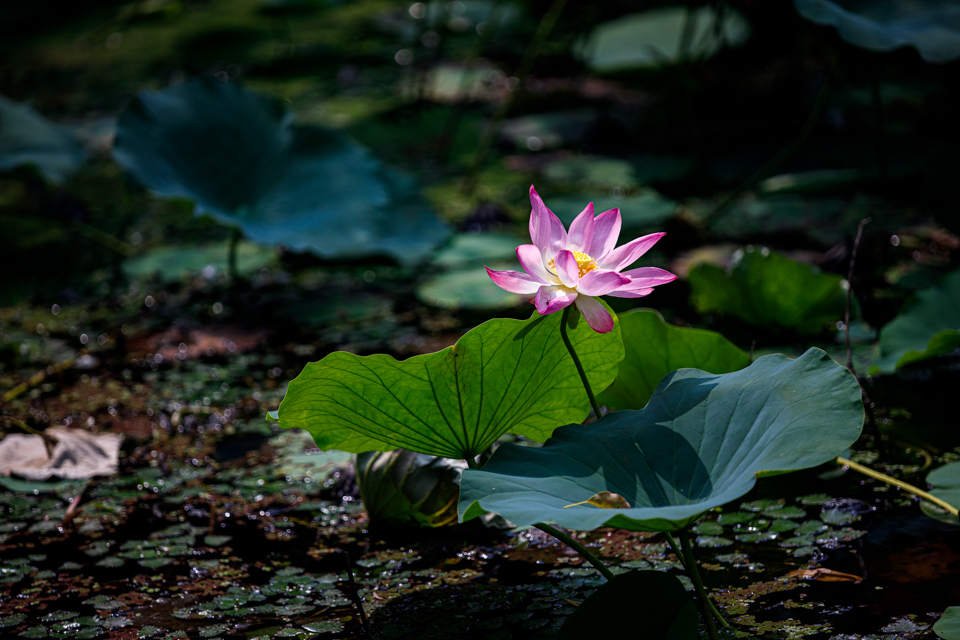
276,309,624,459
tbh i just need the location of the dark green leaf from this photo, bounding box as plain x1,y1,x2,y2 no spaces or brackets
0,94,84,184
460,348,862,531
556,570,698,640
112,79,449,265
597,308,750,411
870,269,960,373
794,0,960,63
688,248,846,335
277,309,623,459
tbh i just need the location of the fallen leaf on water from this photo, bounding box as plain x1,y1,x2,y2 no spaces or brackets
786,568,862,583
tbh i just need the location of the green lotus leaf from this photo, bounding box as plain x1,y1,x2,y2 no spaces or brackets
794,0,960,63
459,348,862,532
870,269,960,373
276,308,624,459
935,607,960,640
556,570,698,640
577,6,750,71
416,265,527,310
688,248,847,336
923,461,960,526
122,241,276,281
597,308,750,411
0,94,84,184
112,79,449,265
355,450,466,527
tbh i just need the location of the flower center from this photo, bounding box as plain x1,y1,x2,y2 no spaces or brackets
548,251,597,279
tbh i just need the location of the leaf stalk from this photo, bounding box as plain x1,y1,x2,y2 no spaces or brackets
837,457,958,518
679,529,720,640
559,306,603,420
534,523,615,581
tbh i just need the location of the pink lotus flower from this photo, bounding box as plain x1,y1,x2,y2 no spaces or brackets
486,186,676,333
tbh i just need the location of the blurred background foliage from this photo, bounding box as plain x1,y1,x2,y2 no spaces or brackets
0,0,958,360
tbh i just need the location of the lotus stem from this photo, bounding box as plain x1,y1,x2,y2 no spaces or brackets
228,227,242,281
464,456,480,470
535,523,615,581
665,531,730,628
679,529,720,640
559,306,603,420
837,457,958,518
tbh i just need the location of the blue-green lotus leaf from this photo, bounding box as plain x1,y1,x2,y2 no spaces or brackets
275,308,623,459
0,95,84,184
459,348,863,532
935,607,960,640
112,79,448,264
688,248,847,336
355,450,466,528
794,0,960,63
556,570,698,640
870,269,960,373
924,461,960,526
577,6,750,71
598,308,750,411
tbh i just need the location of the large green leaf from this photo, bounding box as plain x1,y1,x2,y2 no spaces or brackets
0,95,84,184
459,348,863,532
924,461,960,526
576,6,750,71
935,607,960,640
112,79,449,265
688,248,847,336
870,269,960,373
794,0,960,63
556,570,698,640
597,309,750,411
355,450,466,528
275,309,624,459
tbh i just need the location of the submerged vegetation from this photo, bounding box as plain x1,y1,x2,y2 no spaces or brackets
1,0,959,637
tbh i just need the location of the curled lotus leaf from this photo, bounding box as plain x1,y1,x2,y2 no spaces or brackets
275,308,623,459
113,78,448,265
355,449,467,528
460,348,863,532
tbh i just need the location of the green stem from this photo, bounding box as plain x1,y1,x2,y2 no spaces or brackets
464,456,480,470
838,457,958,518
665,531,730,628
559,306,603,419
679,530,720,640
535,523,615,581
228,228,242,281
